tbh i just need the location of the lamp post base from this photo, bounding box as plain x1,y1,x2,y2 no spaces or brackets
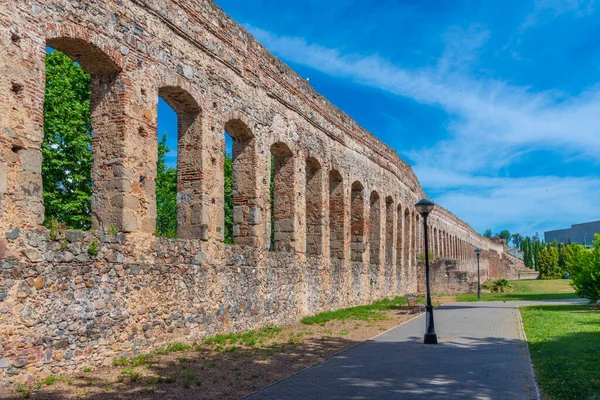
424,332,438,344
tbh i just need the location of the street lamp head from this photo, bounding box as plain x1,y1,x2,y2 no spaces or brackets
474,248,482,256
415,198,435,217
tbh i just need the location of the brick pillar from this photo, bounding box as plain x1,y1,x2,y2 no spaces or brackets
89,69,155,234
270,142,297,252
0,20,45,231
305,157,325,255
385,196,395,295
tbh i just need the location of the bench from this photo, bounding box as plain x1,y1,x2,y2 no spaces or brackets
405,295,426,314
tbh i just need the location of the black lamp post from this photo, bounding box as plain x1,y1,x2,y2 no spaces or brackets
475,248,482,299
415,198,437,345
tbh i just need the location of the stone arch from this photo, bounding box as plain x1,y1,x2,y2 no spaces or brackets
306,157,324,255
329,170,345,260
43,35,130,232
270,141,295,252
416,214,422,255
396,204,404,291
350,181,366,261
385,196,394,263
46,36,122,79
224,118,258,246
403,208,411,268
369,190,381,268
441,229,446,257
157,86,203,239
412,211,418,266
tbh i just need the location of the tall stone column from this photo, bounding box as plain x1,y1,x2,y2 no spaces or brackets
0,19,45,231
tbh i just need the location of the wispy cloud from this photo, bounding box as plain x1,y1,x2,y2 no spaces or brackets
245,24,600,236
521,0,596,30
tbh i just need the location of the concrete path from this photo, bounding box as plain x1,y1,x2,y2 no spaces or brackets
246,299,582,400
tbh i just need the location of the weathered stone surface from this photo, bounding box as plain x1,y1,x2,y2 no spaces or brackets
65,230,83,243
22,249,43,263
12,359,27,369
5,229,19,240
0,0,525,383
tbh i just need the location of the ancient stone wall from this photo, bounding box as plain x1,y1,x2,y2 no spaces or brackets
0,0,513,381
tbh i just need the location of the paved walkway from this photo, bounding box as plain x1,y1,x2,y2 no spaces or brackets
246,299,582,400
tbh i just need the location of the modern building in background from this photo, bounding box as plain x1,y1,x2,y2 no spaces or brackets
544,221,600,246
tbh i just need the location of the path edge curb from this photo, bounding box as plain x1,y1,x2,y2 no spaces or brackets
517,305,542,400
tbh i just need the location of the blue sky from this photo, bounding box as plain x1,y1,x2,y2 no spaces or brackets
160,0,600,238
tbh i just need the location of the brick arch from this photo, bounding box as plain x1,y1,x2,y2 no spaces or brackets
157,86,204,239
369,190,381,268
224,118,259,246
45,23,126,74
350,181,366,262
329,169,345,260
396,203,404,291
43,29,135,232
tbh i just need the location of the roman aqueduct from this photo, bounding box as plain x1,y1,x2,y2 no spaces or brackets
0,0,521,378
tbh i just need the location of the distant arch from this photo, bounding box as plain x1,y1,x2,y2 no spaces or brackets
350,181,366,261
329,170,345,260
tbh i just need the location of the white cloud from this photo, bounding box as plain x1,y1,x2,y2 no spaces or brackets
522,0,596,30
245,24,600,236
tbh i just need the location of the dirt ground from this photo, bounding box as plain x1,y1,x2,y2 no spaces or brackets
0,296,455,400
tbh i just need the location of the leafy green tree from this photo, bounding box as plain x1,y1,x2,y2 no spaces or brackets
567,235,600,305
522,237,534,269
538,246,563,279
496,229,511,243
155,134,177,238
483,229,492,238
511,233,523,248
42,50,92,229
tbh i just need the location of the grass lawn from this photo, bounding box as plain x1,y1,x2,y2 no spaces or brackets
520,304,600,400
300,296,412,325
455,279,579,302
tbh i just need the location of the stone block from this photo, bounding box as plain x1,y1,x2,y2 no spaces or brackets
248,207,261,225
122,213,138,233
18,148,42,173
233,206,244,224
23,249,43,263
65,230,83,243
5,228,20,240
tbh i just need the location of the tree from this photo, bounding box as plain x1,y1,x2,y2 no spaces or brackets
42,50,92,229
496,229,511,243
155,134,177,238
483,229,492,238
567,235,600,305
522,237,534,269
538,246,561,279
511,233,523,248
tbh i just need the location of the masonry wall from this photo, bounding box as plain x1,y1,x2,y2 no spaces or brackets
0,0,512,381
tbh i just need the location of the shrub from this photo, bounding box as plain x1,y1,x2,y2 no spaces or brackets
491,279,511,292
87,239,99,256
567,235,600,305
